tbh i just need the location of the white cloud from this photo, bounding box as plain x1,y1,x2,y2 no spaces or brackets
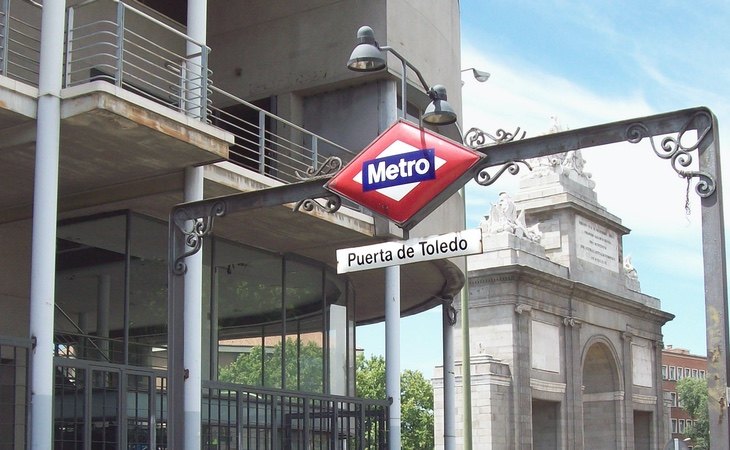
460,44,711,241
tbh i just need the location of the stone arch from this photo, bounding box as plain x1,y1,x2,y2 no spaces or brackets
581,337,623,449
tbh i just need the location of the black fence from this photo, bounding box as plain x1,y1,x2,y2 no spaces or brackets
0,336,31,450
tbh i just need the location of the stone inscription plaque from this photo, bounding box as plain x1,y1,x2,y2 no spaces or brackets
575,216,619,272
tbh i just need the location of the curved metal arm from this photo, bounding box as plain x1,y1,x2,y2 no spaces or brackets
380,45,431,93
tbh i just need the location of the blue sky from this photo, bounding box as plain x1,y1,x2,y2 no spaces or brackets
357,0,730,376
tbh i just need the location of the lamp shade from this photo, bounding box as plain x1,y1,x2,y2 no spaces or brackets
423,85,457,125
347,26,386,72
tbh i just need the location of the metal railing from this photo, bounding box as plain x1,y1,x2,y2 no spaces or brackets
1,0,357,185
203,380,389,450
54,357,169,450
208,86,357,183
64,0,210,119
0,336,31,450
0,0,41,84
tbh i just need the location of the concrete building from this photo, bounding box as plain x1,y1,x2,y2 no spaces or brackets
434,150,674,449
0,1,466,448
662,346,708,446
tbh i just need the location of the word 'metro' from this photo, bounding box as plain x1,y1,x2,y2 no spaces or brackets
362,148,435,191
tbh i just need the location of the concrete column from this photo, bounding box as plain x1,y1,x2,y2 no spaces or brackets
29,0,65,448
183,166,204,450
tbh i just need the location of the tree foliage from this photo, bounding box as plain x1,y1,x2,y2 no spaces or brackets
676,376,710,449
219,338,323,392
356,354,434,450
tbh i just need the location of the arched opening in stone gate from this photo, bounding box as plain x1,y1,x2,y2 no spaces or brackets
582,341,622,449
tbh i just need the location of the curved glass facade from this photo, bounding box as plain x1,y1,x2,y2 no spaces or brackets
54,211,356,395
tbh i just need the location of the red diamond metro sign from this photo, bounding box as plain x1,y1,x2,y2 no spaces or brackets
326,120,482,230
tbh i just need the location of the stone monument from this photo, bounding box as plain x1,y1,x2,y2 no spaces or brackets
433,144,672,449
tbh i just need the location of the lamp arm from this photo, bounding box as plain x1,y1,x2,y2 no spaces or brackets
380,45,432,93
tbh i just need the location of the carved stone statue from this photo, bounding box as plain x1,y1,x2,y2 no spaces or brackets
480,192,542,243
624,255,639,281
524,117,595,188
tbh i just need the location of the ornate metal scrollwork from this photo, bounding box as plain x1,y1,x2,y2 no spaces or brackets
464,126,527,148
296,156,343,180
625,110,716,198
474,159,532,186
293,194,342,214
172,200,226,275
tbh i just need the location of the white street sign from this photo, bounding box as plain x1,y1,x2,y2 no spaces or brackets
337,228,482,274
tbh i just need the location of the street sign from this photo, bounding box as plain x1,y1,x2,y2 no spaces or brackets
336,229,482,274
326,120,481,230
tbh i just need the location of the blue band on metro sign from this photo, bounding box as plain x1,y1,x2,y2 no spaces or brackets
362,148,436,191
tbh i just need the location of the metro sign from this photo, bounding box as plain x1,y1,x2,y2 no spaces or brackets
326,120,481,230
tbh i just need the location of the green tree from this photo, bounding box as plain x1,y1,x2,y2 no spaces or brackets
676,377,710,449
219,338,323,392
356,354,434,450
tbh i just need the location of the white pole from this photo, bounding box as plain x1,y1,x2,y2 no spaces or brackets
183,166,204,450
183,2,207,449
385,265,401,450
29,0,65,448
442,300,456,450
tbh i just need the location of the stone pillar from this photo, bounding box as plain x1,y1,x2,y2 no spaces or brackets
563,316,583,450
514,304,533,449
653,340,667,448
620,331,634,450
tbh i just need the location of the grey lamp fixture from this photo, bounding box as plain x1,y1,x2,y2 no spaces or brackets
423,85,457,125
347,26,457,126
347,26,386,71
461,67,490,82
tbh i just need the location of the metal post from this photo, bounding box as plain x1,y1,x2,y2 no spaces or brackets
29,0,65,448
183,167,204,450
64,6,74,88
385,265,401,450
97,274,111,360
442,300,456,450
0,0,9,77
115,1,125,86
259,111,266,173
698,112,730,447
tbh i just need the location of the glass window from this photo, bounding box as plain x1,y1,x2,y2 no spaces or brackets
670,392,677,407
679,419,685,433
128,214,169,368
700,370,705,378
671,419,677,433
677,367,683,380
685,368,691,378
669,366,676,380
213,240,351,395
662,365,667,380
692,369,698,378
56,213,128,364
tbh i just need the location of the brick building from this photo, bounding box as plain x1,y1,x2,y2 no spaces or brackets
662,346,708,445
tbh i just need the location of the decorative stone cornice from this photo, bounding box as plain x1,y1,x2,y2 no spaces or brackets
632,394,658,405
563,316,582,328
515,304,533,315
530,378,566,394
621,331,634,342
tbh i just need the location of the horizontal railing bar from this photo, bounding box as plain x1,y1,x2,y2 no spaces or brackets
210,86,355,157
